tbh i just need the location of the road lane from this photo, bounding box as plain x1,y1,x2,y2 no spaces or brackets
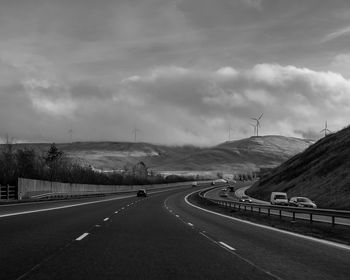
17,188,274,280
206,186,350,226
165,189,350,280
2,186,349,279
0,194,144,280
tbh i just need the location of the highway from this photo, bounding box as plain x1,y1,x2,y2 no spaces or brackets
1,185,349,279
205,185,350,226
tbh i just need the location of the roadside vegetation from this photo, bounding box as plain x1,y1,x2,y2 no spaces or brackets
247,125,350,210
0,143,195,187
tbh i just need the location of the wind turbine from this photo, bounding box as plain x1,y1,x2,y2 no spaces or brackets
132,127,140,142
228,124,231,141
68,128,73,143
251,113,263,137
250,124,257,136
320,121,332,137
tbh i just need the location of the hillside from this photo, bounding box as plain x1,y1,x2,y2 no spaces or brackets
2,135,311,177
247,126,350,210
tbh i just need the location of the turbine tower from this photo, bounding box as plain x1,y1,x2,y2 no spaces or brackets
320,121,332,137
250,124,256,136
251,113,263,137
133,127,140,142
68,128,73,143
228,124,231,141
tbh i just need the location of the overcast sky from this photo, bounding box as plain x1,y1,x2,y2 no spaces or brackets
1,0,350,145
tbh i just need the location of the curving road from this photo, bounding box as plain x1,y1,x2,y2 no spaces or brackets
0,185,349,279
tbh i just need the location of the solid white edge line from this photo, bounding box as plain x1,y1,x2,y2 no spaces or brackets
187,222,194,227
0,195,135,218
219,241,236,251
76,232,89,241
184,190,350,251
103,218,109,221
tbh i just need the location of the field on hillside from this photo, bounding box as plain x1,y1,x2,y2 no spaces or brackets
0,135,311,177
247,126,350,210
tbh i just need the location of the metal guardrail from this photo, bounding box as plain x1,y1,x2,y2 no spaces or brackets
198,190,350,227
0,185,17,200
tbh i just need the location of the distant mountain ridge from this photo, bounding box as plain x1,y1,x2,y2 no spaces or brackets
3,135,312,176
247,126,350,210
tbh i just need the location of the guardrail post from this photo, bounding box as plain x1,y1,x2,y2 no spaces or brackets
332,216,335,227
292,212,295,221
268,209,270,216
279,210,282,219
239,204,241,211
310,213,313,224
258,207,261,214
244,205,246,211
7,185,9,200
251,206,253,212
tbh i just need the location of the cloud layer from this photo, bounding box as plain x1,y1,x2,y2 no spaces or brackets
1,59,349,145
1,0,350,145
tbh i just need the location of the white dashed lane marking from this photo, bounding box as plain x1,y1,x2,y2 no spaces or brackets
75,233,89,241
219,241,236,251
103,218,109,221
187,222,194,227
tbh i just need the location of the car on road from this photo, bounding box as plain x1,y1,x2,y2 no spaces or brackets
270,192,288,206
239,195,252,203
289,197,317,208
137,189,147,197
192,181,198,187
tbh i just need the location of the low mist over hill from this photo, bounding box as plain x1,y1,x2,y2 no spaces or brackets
247,126,350,210
4,135,311,177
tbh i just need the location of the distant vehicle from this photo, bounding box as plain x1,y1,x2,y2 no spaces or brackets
239,195,252,203
212,178,227,185
221,188,227,191
270,192,288,205
220,192,228,198
137,189,147,197
228,186,235,192
289,197,317,208
192,182,198,187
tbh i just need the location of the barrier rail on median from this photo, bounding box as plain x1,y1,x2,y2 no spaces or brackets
198,190,350,227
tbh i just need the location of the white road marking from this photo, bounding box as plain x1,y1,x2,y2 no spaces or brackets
219,241,236,251
115,211,118,214
121,207,125,210
175,215,180,218
103,218,109,221
184,190,350,251
76,233,89,241
95,224,101,227
187,222,194,227
0,195,136,218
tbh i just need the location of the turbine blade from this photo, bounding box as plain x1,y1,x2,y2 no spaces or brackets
258,113,263,120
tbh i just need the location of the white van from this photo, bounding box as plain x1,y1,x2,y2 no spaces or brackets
270,192,288,205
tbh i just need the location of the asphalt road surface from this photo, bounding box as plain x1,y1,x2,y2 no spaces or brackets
1,185,349,279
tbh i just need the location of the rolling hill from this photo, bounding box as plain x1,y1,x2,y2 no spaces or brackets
4,135,312,177
247,126,350,210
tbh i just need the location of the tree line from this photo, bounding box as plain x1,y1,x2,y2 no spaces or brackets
0,143,193,186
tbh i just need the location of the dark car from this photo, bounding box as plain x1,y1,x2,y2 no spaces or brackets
289,197,316,208
137,189,147,197
239,195,252,203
